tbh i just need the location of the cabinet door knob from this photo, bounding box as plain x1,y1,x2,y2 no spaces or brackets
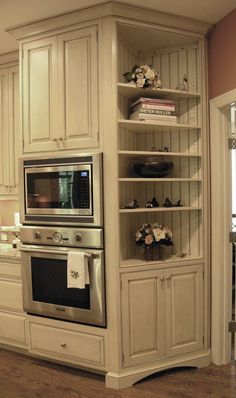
160,277,165,282
61,342,67,348
59,137,63,141
53,138,57,142
166,275,171,281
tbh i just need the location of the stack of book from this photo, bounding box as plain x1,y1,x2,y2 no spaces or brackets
129,97,177,122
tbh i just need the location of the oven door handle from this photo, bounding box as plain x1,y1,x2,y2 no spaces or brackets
21,246,94,258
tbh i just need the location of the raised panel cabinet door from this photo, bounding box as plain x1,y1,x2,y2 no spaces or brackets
0,69,9,195
121,270,165,367
22,37,58,153
57,25,99,149
165,264,204,357
8,65,20,196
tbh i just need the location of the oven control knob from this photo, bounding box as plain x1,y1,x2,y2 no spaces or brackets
53,232,63,243
34,231,41,240
75,233,82,242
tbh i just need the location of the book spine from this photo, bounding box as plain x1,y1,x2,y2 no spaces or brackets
131,97,176,108
129,113,177,121
131,107,176,116
132,103,176,112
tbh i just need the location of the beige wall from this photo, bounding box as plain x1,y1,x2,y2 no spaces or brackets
0,200,19,226
208,8,236,99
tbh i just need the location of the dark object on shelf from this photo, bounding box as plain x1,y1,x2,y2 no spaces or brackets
151,146,170,152
145,197,159,208
163,197,173,207
134,160,173,178
151,197,159,207
122,199,139,209
174,199,183,207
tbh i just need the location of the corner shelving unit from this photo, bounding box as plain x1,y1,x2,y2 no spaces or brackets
117,23,203,267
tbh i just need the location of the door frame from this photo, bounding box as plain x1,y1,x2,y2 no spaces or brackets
210,89,236,364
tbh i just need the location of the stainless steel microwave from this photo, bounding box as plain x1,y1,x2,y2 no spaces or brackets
19,153,103,226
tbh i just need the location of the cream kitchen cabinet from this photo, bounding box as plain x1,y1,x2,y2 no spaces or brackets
0,257,28,349
22,24,99,153
121,264,204,368
0,59,20,198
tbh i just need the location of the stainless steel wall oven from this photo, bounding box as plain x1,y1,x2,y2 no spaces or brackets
20,225,106,327
19,153,106,327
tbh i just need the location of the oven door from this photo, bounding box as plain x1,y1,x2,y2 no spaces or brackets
21,245,106,327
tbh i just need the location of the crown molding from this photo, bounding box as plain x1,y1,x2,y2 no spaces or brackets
6,1,212,41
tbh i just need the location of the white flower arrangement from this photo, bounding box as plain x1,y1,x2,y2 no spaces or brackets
135,223,173,248
123,64,162,89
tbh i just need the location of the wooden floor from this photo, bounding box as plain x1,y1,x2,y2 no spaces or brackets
0,349,236,397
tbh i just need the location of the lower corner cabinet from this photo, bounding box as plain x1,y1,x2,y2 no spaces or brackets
121,264,204,368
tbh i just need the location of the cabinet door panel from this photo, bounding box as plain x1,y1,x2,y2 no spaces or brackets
22,37,58,153
121,271,165,367
8,65,20,196
0,69,9,195
58,26,99,149
165,264,204,357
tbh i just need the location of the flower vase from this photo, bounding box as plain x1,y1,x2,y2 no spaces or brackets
144,245,163,261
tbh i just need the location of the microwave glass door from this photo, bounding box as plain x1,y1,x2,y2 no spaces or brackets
25,165,92,215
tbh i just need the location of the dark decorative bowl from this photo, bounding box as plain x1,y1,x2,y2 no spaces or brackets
134,160,173,178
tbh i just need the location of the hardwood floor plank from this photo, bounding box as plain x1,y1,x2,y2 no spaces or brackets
0,349,235,397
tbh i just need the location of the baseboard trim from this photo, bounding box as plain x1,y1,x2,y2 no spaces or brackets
106,350,211,389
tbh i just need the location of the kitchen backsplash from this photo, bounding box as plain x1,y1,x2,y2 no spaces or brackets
0,200,19,226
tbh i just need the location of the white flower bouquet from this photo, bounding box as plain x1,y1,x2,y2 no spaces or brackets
123,64,162,88
135,223,173,248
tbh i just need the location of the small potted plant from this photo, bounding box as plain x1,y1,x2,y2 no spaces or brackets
135,223,173,261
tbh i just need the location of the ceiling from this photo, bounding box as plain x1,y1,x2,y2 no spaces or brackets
1,0,236,55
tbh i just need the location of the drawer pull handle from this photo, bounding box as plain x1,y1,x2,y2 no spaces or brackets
61,343,67,348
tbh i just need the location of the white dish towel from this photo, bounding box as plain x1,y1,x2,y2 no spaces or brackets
67,251,90,289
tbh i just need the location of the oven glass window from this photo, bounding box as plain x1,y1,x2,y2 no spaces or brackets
26,170,90,210
31,257,90,309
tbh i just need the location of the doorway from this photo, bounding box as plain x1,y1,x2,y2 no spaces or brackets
210,89,236,364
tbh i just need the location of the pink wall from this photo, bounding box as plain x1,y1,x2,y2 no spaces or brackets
208,8,236,99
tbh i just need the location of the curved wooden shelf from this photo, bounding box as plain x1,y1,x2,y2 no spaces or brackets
117,82,201,100
119,177,201,182
118,119,201,133
119,206,202,213
118,150,202,158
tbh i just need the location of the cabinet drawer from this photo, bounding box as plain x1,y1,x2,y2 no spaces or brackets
0,280,23,311
0,261,21,280
0,312,27,347
30,323,105,367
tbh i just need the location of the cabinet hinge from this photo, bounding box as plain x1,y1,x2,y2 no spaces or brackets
229,321,236,332
229,137,236,149
229,232,236,243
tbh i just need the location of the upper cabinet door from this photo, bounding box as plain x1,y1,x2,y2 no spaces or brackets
165,264,204,357
57,25,99,149
8,65,20,196
0,69,9,195
22,37,58,153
